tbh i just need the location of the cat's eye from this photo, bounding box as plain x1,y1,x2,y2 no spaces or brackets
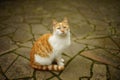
63,26,66,28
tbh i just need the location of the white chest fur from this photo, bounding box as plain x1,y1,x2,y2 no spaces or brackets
49,33,71,52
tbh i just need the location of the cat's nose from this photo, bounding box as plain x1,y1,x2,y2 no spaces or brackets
61,30,65,33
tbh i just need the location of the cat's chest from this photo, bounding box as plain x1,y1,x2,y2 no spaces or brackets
49,36,70,51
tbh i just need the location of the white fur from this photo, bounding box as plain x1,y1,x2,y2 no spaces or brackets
35,54,54,65
35,31,71,66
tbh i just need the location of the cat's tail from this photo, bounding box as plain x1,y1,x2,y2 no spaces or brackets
31,63,64,71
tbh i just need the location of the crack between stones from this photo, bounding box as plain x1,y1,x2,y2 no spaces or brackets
13,52,30,61
0,47,18,57
103,48,120,59
106,65,111,80
58,47,87,76
62,53,71,58
46,75,55,80
89,62,94,80
49,71,62,80
32,69,36,80
12,77,33,80
0,66,9,80
109,36,120,49
5,55,19,74
80,49,120,70
79,61,94,80
76,7,96,32
28,24,36,45
75,41,120,51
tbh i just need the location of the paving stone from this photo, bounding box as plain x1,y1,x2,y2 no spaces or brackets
5,56,33,79
64,41,86,57
70,22,92,37
75,38,105,48
34,34,42,41
60,56,92,80
12,23,31,32
17,78,33,80
79,8,101,21
50,77,59,80
55,3,78,13
53,11,72,19
89,20,108,28
0,37,10,53
36,71,53,80
116,24,120,34
0,24,6,30
24,15,42,23
42,0,60,12
80,49,120,68
85,35,108,39
31,24,50,35
110,36,120,49
81,78,88,80
108,66,120,80
76,37,119,50
94,27,109,35
0,67,6,80
87,45,96,50
18,41,33,48
0,24,16,36
105,48,119,57
0,53,17,72
68,13,86,25
15,47,31,59
90,64,107,80
2,15,24,23
117,52,120,58
23,3,46,15
62,55,71,65
103,38,119,49
42,17,53,27
13,26,33,42
0,73,6,80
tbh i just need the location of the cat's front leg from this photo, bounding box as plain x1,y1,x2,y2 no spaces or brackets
61,58,64,62
55,54,64,66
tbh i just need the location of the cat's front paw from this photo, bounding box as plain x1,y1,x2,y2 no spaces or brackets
61,58,64,62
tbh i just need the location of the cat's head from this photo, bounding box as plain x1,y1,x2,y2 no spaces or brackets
52,17,70,36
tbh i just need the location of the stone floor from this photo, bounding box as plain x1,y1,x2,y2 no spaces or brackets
0,0,120,80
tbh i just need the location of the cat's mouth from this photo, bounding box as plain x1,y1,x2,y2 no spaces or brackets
59,33,67,37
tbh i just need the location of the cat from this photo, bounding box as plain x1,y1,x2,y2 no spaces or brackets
30,17,71,71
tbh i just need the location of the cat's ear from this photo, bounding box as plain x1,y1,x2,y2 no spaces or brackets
63,17,68,23
52,19,57,26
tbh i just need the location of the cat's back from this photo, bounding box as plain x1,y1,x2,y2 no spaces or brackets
31,33,53,57
36,33,52,43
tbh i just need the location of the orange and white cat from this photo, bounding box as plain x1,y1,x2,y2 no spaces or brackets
30,18,71,71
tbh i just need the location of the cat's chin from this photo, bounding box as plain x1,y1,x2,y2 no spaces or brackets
59,33,67,37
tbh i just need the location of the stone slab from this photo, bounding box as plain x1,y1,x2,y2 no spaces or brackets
81,49,120,68
64,41,86,57
60,56,92,80
0,53,17,72
90,64,107,80
108,66,120,80
15,47,31,59
5,56,33,79
36,71,53,80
